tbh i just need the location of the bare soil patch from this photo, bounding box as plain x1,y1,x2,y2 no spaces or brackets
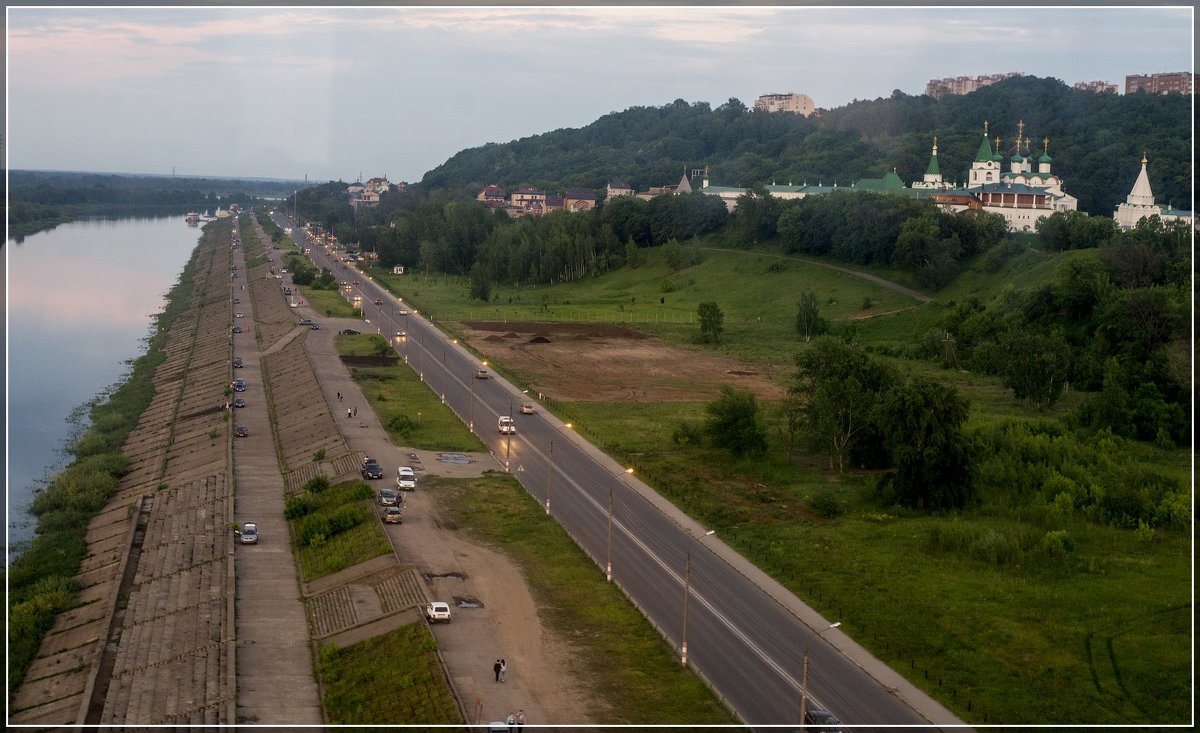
460,321,785,403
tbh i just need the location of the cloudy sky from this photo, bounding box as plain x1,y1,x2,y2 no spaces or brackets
5,6,1193,184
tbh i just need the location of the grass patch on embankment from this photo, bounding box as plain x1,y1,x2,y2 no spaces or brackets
7,220,216,701
434,472,737,725
335,333,483,453
317,623,460,725
287,479,391,582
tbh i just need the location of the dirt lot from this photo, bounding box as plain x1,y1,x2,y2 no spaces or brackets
460,321,786,403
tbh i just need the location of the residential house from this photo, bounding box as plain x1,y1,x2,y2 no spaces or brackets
564,188,597,212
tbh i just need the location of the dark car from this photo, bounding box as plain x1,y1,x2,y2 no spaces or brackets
803,708,843,732
232,326,243,334
233,398,246,408
234,426,249,438
310,323,320,330
361,460,384,480
338,328,360,335
232,379,246,392
233,357,244,368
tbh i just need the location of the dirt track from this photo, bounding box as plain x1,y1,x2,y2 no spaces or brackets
461,321,786,403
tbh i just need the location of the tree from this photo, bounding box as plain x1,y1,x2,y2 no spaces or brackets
874,376,974,510
697,301,723,344
468,266,491,302
1000,330,1072,409
792,338,894,471
705,385,767,457
794,291,829,342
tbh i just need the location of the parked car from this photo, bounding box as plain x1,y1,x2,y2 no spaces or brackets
424,601,451,623
520,402,536,414
396,466,416,491
803,708,843,733
232,379,246,392
239,522,258,544
379,488,399,506
233,398,246,408
234,426,249,438
339,328,361,335
298,318,314,326
383,506,403,524
361,459,384,480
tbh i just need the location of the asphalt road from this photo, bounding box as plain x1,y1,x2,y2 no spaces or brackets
273,214,966,732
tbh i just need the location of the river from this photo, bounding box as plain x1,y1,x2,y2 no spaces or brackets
6,216,203,553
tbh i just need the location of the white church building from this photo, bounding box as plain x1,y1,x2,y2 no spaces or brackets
1113,154,1194,230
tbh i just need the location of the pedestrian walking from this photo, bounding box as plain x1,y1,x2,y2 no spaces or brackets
516,709,526,730
493,659,501,682
337,392,342,402
499,658,507,682
505,712,516,732
352,406,357,417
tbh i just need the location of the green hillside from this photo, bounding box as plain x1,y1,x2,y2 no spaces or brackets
420,75,1192,217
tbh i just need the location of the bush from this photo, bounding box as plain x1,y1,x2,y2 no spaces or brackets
671,420,705,446
327,506,363,535
298,514,332,547
809,492,844,518
388,415,415,436
285,495,317,520
304,476,331,494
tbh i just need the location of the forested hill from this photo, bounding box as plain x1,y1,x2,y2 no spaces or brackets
420,75,1192,218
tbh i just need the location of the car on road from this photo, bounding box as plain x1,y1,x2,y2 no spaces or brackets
299,318,314,326
232,379,246,391
398,309,409,316
373,298,383,305
352,279,360,285
498,416,516,435
396,466,416,491
339,328,361,335
234,426,249,438
395,329,406,338
383,506,403,524
239,522,258,544
803,708,843,732
379,488,399,506
235,312,244,318
474,368,489,379
310,323,320,330
232,326,243,334
361,459,384,480
233,298,241,304
424,601,451,623
233,398,246,408
520,402,536,414
233,357,244,368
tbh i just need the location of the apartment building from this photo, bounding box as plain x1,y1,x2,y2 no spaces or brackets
1073,80,1117,93
925,72,1023,99
753,92,815,116
1125,72,1193,95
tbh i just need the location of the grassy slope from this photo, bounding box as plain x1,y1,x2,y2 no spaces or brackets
358,242,1190,725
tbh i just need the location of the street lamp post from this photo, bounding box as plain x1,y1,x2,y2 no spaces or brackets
681,529,716,668
505,399,513,471
800,621,842,725
544,439,553,515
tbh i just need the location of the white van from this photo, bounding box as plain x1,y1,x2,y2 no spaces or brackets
498,416,516,435
396,466,416,491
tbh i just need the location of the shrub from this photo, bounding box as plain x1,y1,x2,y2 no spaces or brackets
285,495,317,520
671,420,705,446
304,476,331,494
327,506,363,535
298,514,331,547
809,492,844,518
388,415,415,436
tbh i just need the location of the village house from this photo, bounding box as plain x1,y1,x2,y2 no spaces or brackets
564,187,597,212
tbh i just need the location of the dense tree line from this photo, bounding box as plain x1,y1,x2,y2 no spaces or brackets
8,170,296,238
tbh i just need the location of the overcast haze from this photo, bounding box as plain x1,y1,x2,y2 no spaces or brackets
5,6,1194,184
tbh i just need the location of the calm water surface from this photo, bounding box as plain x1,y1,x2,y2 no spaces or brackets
7,217,202,552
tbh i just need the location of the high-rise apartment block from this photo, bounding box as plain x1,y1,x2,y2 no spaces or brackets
1125,72,1193,95
753,92,815,116
925,72,1022,99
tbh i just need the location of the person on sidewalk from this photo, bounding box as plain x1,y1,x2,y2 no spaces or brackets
505,712,516,732
499,658,507,682
493,659,502,682
516,709,526,730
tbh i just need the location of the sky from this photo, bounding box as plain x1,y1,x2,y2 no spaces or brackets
5,5,1195,184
